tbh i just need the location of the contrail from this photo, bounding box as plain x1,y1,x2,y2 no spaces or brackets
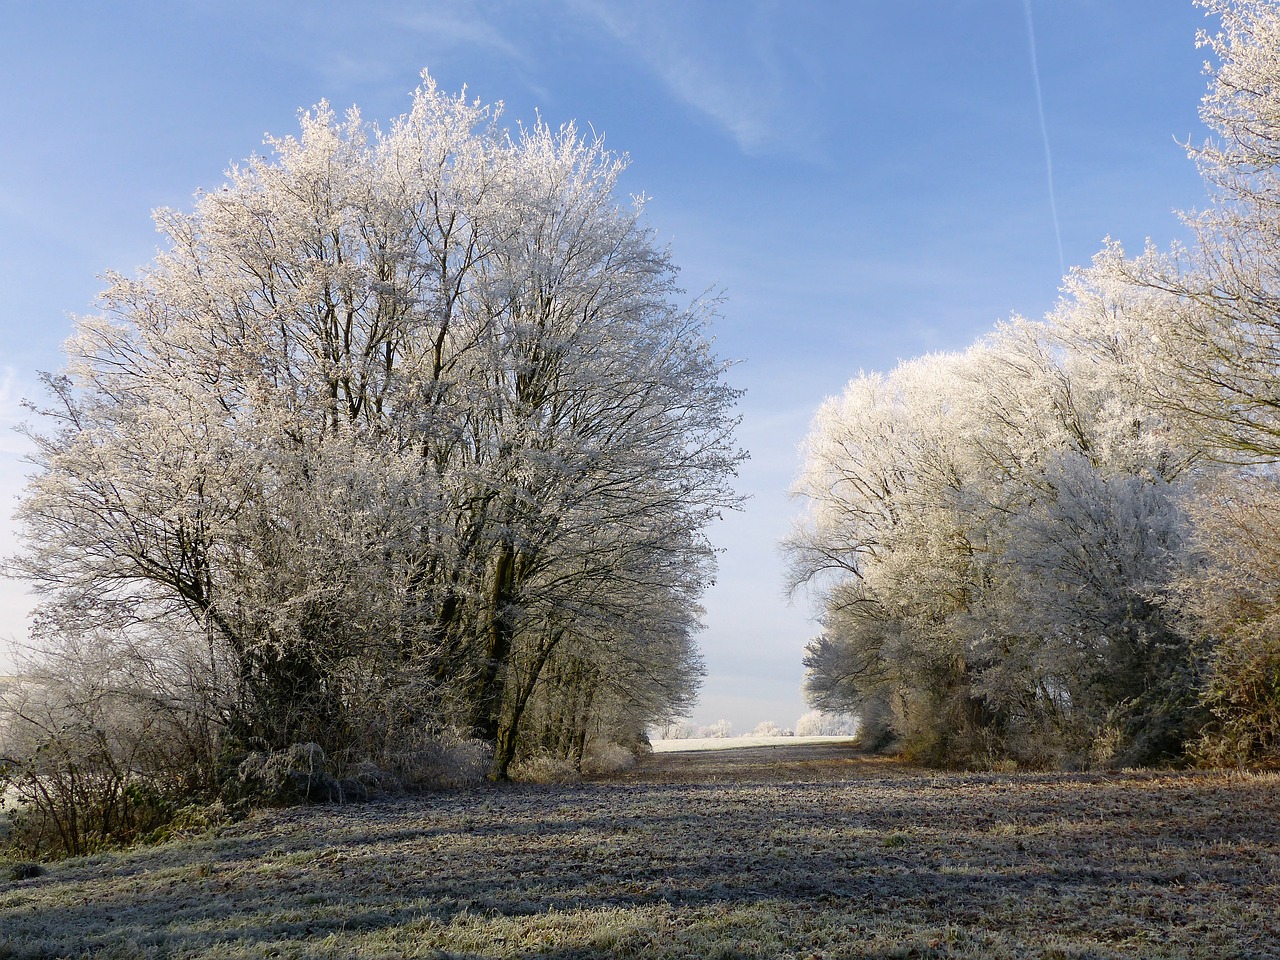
1023,0,1066,279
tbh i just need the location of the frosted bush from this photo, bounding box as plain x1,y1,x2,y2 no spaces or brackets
508,755,581,784
582,741,637,775
235,742,342,804
379,732,492,791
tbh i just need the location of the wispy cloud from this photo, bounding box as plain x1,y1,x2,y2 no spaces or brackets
393,8,528,66
382,5,555,109
263,1,820,158
564,0,821,157
253,3,537,102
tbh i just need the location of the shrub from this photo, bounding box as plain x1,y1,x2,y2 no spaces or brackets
508,754,581,784
227,743,342,806
0,628,227,860
227,728,493,802
376,731,492,790
0,657,215,860
0,721,188,859
582,741,637,775
1192,629,1280,768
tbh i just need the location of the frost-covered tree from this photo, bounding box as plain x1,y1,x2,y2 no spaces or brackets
700,719,734,738
1085,0,1280,765
793,710,858,738
1176,471,1280,764
785,349,995,763
786,314,1197,767
1092,2,1280,460
789,0,1280,770
8,74,742,784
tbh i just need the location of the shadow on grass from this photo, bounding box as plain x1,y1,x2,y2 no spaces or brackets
1,749,1277,958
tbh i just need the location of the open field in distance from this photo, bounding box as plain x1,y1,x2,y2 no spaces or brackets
2,743,1277,959
649,735,859,753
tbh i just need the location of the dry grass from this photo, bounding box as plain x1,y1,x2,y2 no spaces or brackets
1,743,1277,958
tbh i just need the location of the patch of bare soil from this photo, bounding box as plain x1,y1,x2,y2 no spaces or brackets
1,743,1277,959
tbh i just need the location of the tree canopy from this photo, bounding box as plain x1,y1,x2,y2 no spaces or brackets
786,0,1280,769
6,74,744,797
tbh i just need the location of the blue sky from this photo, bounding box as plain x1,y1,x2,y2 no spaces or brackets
0,1,1213,730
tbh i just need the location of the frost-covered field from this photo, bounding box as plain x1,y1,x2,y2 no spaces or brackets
650,734,856,753
2,743,1277,959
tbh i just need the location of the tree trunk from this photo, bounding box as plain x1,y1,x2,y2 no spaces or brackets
491,630,561,779
474,540,515,749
